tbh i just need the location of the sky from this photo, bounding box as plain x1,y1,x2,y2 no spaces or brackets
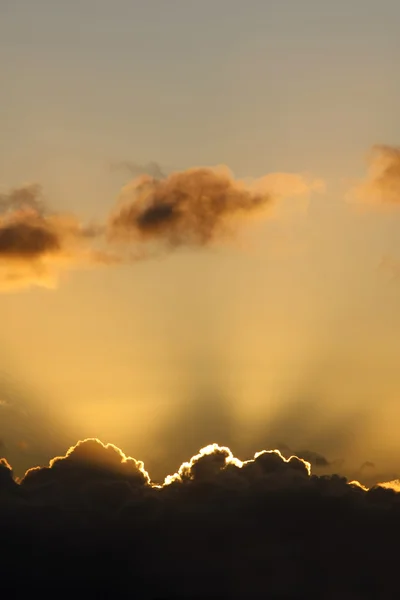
1,0,400,482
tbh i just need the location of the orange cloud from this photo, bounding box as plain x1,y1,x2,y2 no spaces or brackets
109,166,323,249
349,145,400,207
0,185,117,291
0,165,323,291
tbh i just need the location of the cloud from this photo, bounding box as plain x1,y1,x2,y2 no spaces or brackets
378,479,400,493
0,457,12,470
0,165,323,291
108,166,323,250
163,443,244,485
0,185,60,260
111,160,166,179
164,444,311,495
0,373,73,478
0,185,116,291
0,457,18,494
13,438,378,496
152,385,236,482
350,145,400,206
2,438,400,596
22,438,151,489
0,183,45,213
279,445,331,468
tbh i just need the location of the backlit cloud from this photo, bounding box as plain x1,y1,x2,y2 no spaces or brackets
23,437,151,488
2,438,400,596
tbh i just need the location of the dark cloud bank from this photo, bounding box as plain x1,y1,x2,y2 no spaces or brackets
1,438,400,598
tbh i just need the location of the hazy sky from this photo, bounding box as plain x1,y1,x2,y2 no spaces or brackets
1,1,400,480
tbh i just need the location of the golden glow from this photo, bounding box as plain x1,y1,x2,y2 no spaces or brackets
19,438,313,489
253,449,312,476
376,479,400,493
9,437,400,494
164,443,243,485
349,480,369,491
24,437,151,485
2,145,400,482
163,444,311,486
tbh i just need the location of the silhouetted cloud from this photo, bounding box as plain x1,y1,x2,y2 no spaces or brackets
22,438,150,489
2,438,400,596
279,444,331,468
152,386,236,481
0,374,73,476
0,457,18,494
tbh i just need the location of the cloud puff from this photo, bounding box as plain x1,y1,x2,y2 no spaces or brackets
0,164,323,291
0,185,117,291
0,185,61,259
163,443,244,485
350,145,400,206
22,438,151,490
108,166,323,249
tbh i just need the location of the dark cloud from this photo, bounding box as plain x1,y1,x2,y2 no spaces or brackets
281,445,331,468
0,457,20,497
0,186,116,290
109,167,322,249
22,438,150,490
0,218,61,258
1,438,400,597
0,185,59,259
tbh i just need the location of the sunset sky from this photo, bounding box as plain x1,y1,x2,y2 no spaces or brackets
1,0,400,483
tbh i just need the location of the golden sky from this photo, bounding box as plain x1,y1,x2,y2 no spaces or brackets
1,1,400,486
